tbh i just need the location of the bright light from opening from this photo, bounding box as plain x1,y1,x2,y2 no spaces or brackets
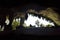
23,13,55,27
1,26,4,31
5,18,10,25
0,25,4,31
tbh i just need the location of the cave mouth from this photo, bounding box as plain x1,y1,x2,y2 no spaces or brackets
23,13,56,28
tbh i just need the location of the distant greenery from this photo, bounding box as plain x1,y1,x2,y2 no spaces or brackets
12,19,20,30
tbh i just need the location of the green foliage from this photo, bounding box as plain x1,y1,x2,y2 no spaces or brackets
12,19,20,30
